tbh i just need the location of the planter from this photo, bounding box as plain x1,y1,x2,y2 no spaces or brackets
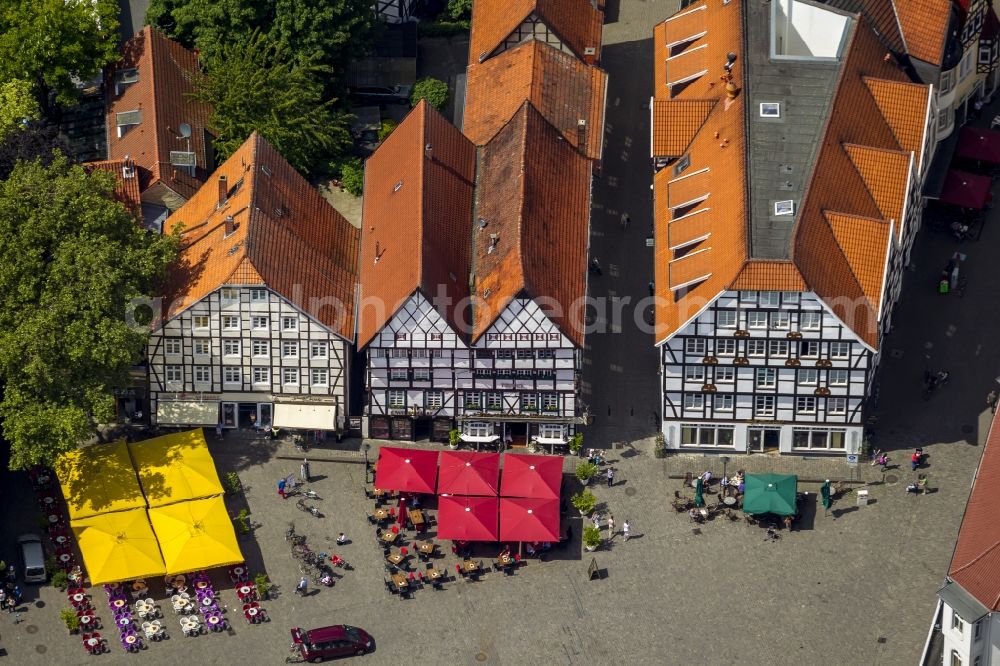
584,544,598,552
580,476,590,486
578,509,589,516
447,444,458,450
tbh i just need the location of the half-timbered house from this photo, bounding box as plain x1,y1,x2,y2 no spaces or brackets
148,133,359,433
651,0,933,454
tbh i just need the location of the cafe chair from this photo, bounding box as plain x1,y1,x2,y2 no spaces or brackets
366,513,376,525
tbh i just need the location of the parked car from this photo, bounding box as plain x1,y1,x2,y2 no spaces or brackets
17,534,46,584
348,85,412,104
290,625,374,661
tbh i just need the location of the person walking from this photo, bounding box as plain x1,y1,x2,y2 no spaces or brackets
590,257,602,275
988,389,998,414
606,514,615,540
918,474,929,495
911,450,921,471
648,280,655,297
296,576,308,596
877,453,889,473
622,520,631,542
592,512,601,531
277,478,287,499
300,459,311,483
606,467,615,487
620,212,630,231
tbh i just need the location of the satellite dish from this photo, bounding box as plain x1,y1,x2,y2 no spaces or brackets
178,123,192,138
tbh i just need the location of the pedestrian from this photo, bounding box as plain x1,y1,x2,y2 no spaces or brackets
606,514,615,540
620,212,630,230
592,512,601,531
606,467,614,487
988,389,998,414
648,280,655,296
296,576,308,596
877,453,889,472
336,532,348,545
590,257,602,275
215,423,223,440
12,585,21,605
300,458,310,483
4,595,15,613
911,450,921,471
622,520,631,542
918,474,929,495
286,474,297,494
277,478,286,499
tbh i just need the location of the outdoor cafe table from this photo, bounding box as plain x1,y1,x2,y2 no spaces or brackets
85,636,101,650
408,509,425,526
112,598,127,610
245,606,261,621
195,580,209,590
380,531,399,545
374,509,390,521
386,552,405,566
206,614,222,629
417,542,435,555
237,583,255,598
373,488,395,498
123,634,138,647
200,595,214,606
497,554,513,567
462,560,479,573
53,535,68,546
390,573,408,590
79,614,94,627
426,568,444,580
723,496,737,506
71,592,86,603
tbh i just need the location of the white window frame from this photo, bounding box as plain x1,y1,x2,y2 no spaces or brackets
747,340,766,357
252,340,269,357
220,287,238,302
539,424,565,439
310,341,328,359
164,339,181,355
485,392,503,410
193,340,210,356
223,367,241,384
194,366,211,383
250,288,267,302
759,291,780,307
251,316,268,330
165,365,183,383
680,424,736,447
755,395,775,417
830,342,851,359
222,339,240,357
747,311,768,328
282,341,299,358
800,311,822,330
768,340,789,357
770,311,790,329
310,368,329,386
282,368,299,385
800,341,820,358
388,390,405,408
222,315,240,331
192,315,209,331
390,368,408,381
683,394,704,410
684,338,707,355
953,611,964,632
252,367,269,385
715,367,735,383
281,316,298,331
755,368,776,389
465,421,491,437
798,369,818,386
759,102,780,117
413,368,431,381
827,397,847,415
542,393,559,411
521,393,538,411
465,391,482,409
684,366,706,382
426,390,444,409
828,369,849,386
796,396,817,414
791,427,846,450
716,339,736,356
716,310,737,328
713,394,734,411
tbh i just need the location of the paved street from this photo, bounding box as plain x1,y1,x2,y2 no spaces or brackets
2,2,1000,665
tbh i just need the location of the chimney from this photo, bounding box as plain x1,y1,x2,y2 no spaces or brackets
217,175,228,208
224,215,235,236
577,119,587,150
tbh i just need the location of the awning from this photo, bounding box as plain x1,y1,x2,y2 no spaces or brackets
499,453,563,500
938,580,990,623
499,497,560,542
157,400,219,426
531,436,567,445
374,447,439,493
273,403,337,430
956,126,1000,164
938,169,991,210
459,434,500,443
127,429,224,507
436,495,499,541
438,451,500,496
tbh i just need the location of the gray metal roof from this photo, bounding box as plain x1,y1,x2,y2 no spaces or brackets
744,0,850,260
938,579,991,623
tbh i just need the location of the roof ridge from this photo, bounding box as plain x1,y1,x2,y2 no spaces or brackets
415,101,428,295
145,27,162,182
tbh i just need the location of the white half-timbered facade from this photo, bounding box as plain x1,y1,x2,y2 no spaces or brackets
660,290,870,454
366,295,580,447
149,286,349,431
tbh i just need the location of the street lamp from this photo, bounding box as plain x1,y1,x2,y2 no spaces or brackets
362,443,372,483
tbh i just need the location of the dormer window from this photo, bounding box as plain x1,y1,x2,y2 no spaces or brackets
774,200,795,216
760,102,780,118
115,110,142,137
115,68,139,94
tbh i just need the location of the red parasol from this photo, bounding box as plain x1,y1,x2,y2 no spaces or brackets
956,126,1000,164
437,451,500,496
499,453,562,499
938,169,991,210
499,497,560,542
435,495,499,541
374,447,439,493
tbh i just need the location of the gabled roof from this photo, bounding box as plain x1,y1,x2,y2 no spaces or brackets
84,158,142,216
464,39,607,160
358,101,477,348
472,103,591,347
948,412,1000,612
651,100,716,157
730,261,806,292
106,26,212,205
894,0,952,65
824,211,891,311
844,143,910,237
865,77,932,170
469,0,603,65
161,133,359,341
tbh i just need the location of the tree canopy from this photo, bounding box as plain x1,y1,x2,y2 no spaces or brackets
192,32,353,176
0,156,178,469
411,77,450,111
0,120,70,181
0,80,39,142
0,0,120,118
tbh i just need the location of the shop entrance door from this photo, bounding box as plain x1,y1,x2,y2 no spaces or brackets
748,428,781,453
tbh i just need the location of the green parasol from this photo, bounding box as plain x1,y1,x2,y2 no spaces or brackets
742,473,798,516
694,478,705,507
820,481,831,509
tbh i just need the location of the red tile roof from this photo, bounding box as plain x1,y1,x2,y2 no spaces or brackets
949,412,1000,612
472,103,591,347
106,27,212,207
464,40,607,160
358,101,477,348
651,0,931,349
84,158,142,216
161,133,359,341
894,0,952,65
469,0,603,65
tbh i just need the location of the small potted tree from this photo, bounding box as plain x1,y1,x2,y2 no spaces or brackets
569,432,584,456
60,607,81,635
576,461,598,485
654,432,667,458
448,429,461,450
583,525,601,552
571,489,597,516
254,573,271,601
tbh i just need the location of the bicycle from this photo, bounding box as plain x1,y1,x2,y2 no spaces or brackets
296,498,323,518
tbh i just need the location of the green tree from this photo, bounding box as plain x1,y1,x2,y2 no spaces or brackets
410,77,450,111
378,119,397,142
0,156,178,469
0,0,120,118
192,32,353,176
0,80,39,141
447,0,473,20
